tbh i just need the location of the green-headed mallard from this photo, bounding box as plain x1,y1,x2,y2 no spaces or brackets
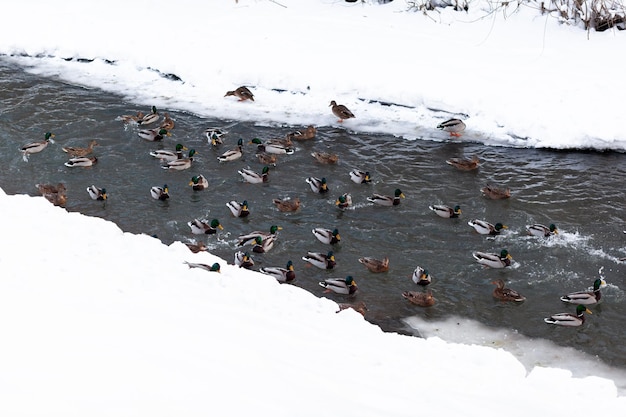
286,126,317,141
227,200,250,218
302,250,336,270
335,193,353,210
429,204,461,218
160,113,175,130
492,279,526,302
272,197,301,212
349,169,371,184
312,228,341,244
560,278,605,305
64,156,98,167
252,235,276,253
402,290,436,307
446,155,479,170
544,304,592,327
188,218,223,235
138,106,160,125
86,185,107,201
481,184,511,199
367,189,405,206
250,138,294,155
162,149,196,171
218,138,244,162
260,260,296,284
412,266,432,286
358,256,389,273
150,184,169,200
311,151,339,164
238,166,269,184
306,177,329,193
21,132,55,162
189,175,208,191
205,127,227,146
184,261,221,272
468,219,507,235
36,182,67,207
138,127,170,142
526,223,558,237
320,275,357,295
473,249,512,269
225,86,254,101
237,225,282,247
234,251,254,269
437,118,466,137
150,143,187,161
62,140,98,157
330,100,355,122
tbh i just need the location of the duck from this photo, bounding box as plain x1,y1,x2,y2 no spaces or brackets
311,151,339,164
272,197,301,212
185,241,208,253
234,251,255,269
473,249,513,268
225,86,254,101
560,278,605,305
349,169,371,184
335,193,353,210
319,275,358,295
64,156,98,167
150,184,170,200
160,113,175,130
330,100,355,122
227,200,250,218
36,182,67,207
217,138,244,162
138,127,170,141
367,189,405,206
189,175,209,191
62,140,98,157
150,143,187,161
21,132,55,161
205,128,227,146
492,279,526,302
412,266,432,286
237,225,282,247
256,152,278,166
468,219,507,235
250,138,294,155
544,304,592,327
402,290,436,307
312,228,341,244
336,301,368,316
437,118,466,137
429,204,461,218
162,149,196,171
184,261,221,272
286,126,317,141
252,235,276,253
526,223,558,237
137,106,160,125
481,184,511,199
118,111,145,124
188,218,223,235
238,166,269,184
86,185,107,201
265,136,294,148
306,177,329,193
358,256,389,273
302,250,336,270
260,260,296,284
446,155,479,170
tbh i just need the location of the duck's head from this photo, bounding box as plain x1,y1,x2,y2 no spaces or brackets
261,166,269,175
151,106,157,114
453,205,461,214
210,263,221,272
593,278,606,290
242,200,249,209
189,175,204,186
549,224,558,234
188,149,197,158
100,189,107,199
500,249,511,259
269,225,282,234
495,223,507,230
250,138,263,145
255,236,263,245
44,132,55,141
210,219,223,230
329,100,337,107
286,260,294,270
332,228,340,238
395,189,405,198
576,304,592,315
175,143,187,151
237,138,243,146
158,128,171,137
163,184,169,193
345,275,356,286
327,251,335,261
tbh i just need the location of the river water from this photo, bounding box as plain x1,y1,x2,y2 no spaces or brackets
1,59,625,384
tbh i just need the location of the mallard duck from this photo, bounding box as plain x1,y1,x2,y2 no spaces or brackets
217,138,244,162
492,279,526,302
306,177,329,193
526,223,558,237
21,132,55,161
238,166,269,184
138,127,170,141
252,235,276,253
446,155,479,170
150,184,170,200
62,140,98,157
225,86,254,101
358,256,389,273
330,100,355,122
544,304,592,326
86,185,107,201
184,261,221,272
250,138,294,155
237,225,282,246
468,219,507,235
402,290,436,307
266,136,294,148
36,182,67,207
412,266,432,286
64,156,98,167
481,184,511,199
560,278,605,305
138,106,160,125
118,111,145,124
234,251,255,269
286,126,317,141
319,275,358,295
162,149,196,171
256,152,278,166
188,218,223,235
185,241,208,253
349,169,371,184
473,249,512,268
367,189,405,206
437,118,466,137
189,175,209,191
150,143,187,161
205,128,227,146
160,113,175,130
260,260,296,284
335,193,353,210
272,197,301,212
312,228,341,244
302,250,336,269
311,151,339,164
336,301,368,316
429,204,461,218
226,200,250,218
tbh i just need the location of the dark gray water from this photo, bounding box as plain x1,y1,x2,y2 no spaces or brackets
1,59,625,376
